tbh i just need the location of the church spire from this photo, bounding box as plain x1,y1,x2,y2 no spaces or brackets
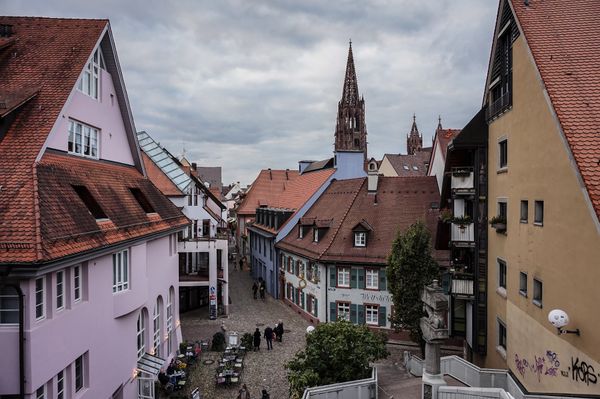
341,40,359,107
437,115,443,131
334,42,367,158
407,114,423,155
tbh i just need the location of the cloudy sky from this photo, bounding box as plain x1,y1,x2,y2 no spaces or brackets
4,1,498,186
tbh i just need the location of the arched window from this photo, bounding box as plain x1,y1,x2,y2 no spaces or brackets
166,288,174,354
137,310,146,360
0,286,20,324
153,297,162,358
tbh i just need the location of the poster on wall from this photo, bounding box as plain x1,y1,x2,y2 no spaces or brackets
209,285,217,320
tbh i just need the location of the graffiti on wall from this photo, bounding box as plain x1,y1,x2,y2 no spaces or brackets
514,351,599,386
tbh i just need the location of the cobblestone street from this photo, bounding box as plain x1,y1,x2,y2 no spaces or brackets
180,266,311,399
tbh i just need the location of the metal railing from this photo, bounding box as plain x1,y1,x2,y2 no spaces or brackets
486,92,511,120
302,368,377,399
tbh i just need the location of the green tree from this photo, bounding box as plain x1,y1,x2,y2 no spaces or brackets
286,321,388,399
386,220,440,356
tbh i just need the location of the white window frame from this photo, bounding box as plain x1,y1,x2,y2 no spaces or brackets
56,271,64,311
365,269,378,290
166,290,173,355
497,258,507,298
337,267,350,288
337,302,350,321
153,300,161,358
75,354,84,392
36,384,46,399
534,200,544,226
354,232,366,247
497,318,507,359
112,249,129,293
73,265,81,302
365,304,379,325
0,286,20,325
498,137,508,170
68,120,100,159
77,48,102,100
56,370,65,399
35,277,45,321
519,272,528,297
313,228,319,242
137,311,146,360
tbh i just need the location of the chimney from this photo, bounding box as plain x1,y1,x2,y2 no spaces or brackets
191,162,197,171
268,168,272,180
285,169,289,180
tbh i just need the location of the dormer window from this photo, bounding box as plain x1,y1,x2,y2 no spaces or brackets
298,225,304,239
354,232,366,247
313,228,319,242
72,185,108,220
68,120,99,159
77,48,104,100
130,188,156,214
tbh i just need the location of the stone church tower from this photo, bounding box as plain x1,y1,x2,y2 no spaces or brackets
407,114,423,155
334,42,367,160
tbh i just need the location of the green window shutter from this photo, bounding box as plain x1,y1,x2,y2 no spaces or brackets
350,268,358,289
314,298,318,317
358,269,365,289
330,266,336,287
379,269,387,291
330,302,337,322
358,305,365,324
350,304,357,324
378,306,387,327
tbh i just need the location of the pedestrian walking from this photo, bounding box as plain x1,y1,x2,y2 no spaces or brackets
239,258,244,271
253,328,261,351
275,320,284,343
259,281,265,300
264,326,273,350
237,383,251,399
261,389,270,399
252,281,258,299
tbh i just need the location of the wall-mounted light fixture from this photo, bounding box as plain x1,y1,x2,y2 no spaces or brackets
548,309,580,336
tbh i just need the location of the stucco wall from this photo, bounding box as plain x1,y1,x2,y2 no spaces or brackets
0,235,181,398
486,35,600,394
378,156,399,177
45,69,134,165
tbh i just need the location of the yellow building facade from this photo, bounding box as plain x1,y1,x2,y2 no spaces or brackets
484,1,600,395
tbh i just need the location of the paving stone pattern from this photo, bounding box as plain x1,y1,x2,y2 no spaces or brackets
179,266,311,399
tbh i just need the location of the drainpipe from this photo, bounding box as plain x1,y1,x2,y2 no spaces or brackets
18,284,24,399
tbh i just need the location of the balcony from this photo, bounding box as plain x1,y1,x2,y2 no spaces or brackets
451,168,474,194
179,269,224,286
442,272,474,297
486,91,511,121
451,222,474,246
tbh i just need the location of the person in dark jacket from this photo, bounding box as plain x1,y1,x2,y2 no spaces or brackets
259,281,266,299
253,328,261,351
252,281,258,299
264,326,273,350
275,320,284,342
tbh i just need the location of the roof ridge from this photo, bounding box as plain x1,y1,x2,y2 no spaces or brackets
318,178,365,260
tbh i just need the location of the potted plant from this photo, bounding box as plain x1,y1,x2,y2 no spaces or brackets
439,208,453,223
451,215,472,228
489,215,507,232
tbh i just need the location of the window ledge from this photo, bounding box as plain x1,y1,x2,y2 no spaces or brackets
497,167,508,174
519,290,528,298
496,287,507,299
496,345,507,360
534,222,543,227
520,220,528,224
533,299,543,308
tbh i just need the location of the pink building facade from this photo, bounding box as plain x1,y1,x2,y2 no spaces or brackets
0,17,188,399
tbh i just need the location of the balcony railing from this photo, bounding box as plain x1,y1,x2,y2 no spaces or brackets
451,222,474,244
486,91,511,121
451,167,474,193
450,272,474,296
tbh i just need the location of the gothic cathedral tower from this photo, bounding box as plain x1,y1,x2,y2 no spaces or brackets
334,42,367,161
407,114,423,155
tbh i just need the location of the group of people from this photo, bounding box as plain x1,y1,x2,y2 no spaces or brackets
237,383,270,399
252,278,266,300
252,320,284,351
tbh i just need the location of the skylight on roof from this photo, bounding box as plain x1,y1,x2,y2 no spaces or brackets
130,188,156,214
403,165,409,170
413,166,419,170
72,185,108,220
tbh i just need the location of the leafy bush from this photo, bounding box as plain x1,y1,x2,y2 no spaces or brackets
211,332,226,351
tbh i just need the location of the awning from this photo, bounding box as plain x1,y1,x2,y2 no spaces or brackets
137,353,166,377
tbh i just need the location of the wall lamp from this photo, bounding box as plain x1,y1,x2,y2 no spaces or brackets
548,309,580,336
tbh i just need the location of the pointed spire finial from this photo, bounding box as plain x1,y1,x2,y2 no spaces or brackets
437,115,443,131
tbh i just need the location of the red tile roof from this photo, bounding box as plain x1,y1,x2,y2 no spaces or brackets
141,152,184,196
383,149,432,176
277,176,446,265
250,168,335,233
0,17,188,263
237,169,301,215
436,129,461,157
511,0,600,220
36,152,188,261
